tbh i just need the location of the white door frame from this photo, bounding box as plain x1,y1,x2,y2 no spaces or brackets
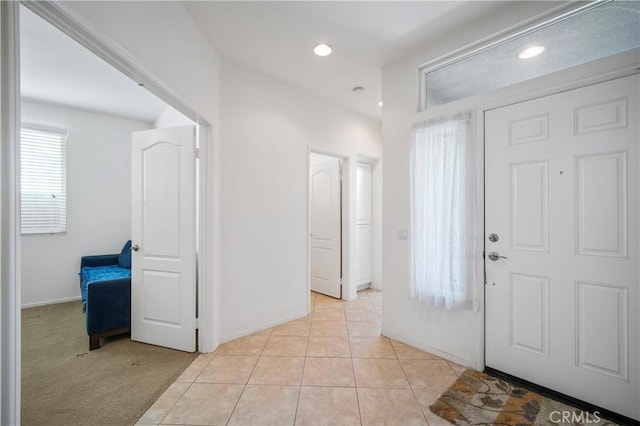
478,53,640,370
410,49,639,370
1,2,22,424
306,149,382,309
1,2,217,422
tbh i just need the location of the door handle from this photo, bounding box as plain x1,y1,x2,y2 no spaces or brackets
488,251,507,261
131,244,140,252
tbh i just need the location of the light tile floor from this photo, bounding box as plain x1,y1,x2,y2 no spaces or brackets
137,290,460,426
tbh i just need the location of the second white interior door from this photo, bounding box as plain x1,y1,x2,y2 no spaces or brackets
131,125,197,352
355,161,372,287
310,154,342,299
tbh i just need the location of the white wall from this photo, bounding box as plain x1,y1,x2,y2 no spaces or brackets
154,106,193,129
310,152,338,164
220,59,381,341
61,1,220,126
370,158,382,291
20,99,151,307
380,2,575,368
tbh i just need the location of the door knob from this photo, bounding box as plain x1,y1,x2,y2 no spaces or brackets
488,251,507,261
131,244,140,252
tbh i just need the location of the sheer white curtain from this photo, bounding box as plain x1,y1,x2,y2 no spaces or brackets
409,111,477,310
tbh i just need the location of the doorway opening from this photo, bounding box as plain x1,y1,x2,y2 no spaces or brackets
307,151,381,306
2,1,214,424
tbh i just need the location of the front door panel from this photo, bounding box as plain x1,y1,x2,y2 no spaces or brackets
485,75,639,420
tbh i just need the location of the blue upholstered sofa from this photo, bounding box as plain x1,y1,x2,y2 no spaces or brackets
79,241,132,350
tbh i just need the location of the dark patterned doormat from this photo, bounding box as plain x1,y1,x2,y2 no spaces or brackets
430,370,619,425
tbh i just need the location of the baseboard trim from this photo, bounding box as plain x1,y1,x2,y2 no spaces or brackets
484,367,638,425
22,296,81,309
220,311,309,343
381,329,479,369
356,283,371,292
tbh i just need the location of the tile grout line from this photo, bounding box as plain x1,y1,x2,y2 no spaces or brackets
390,340,431,425
154,353,216,425
301,320,313,368
444,360,461,377
193,354,219,425
154,380,192,426
224,381,245,426
367,292,382,322
225,344,273,425
292,383,303,425
224,329,271,425
346,321,364,426
293,297,316,425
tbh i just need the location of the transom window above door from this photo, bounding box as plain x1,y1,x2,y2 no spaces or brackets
420,0,640,109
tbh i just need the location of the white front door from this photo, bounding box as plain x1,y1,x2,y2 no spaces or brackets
131,125,196,352
310,155,342,299
485,75,639,420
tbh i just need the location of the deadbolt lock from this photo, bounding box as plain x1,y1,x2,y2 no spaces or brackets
488,233,499,242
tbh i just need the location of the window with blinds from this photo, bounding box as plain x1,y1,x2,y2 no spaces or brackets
20,125,68,235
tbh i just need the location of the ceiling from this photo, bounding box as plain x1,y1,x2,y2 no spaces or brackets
20,5,168,123
20,2,568,122
183,1,523,119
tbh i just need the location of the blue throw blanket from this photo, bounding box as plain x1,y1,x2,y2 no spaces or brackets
80,266,131,312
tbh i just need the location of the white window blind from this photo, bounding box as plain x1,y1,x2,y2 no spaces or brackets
20,125,67,235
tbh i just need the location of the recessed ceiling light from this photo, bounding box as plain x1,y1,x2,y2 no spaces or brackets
378,101,383,107
518,45,545,59
313,43,332,57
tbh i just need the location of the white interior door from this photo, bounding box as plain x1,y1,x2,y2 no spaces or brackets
310,155,342,299
131,125,196,352
355,162,372,286
485,75,639,420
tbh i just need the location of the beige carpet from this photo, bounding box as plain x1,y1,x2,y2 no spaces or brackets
22,301,198,426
